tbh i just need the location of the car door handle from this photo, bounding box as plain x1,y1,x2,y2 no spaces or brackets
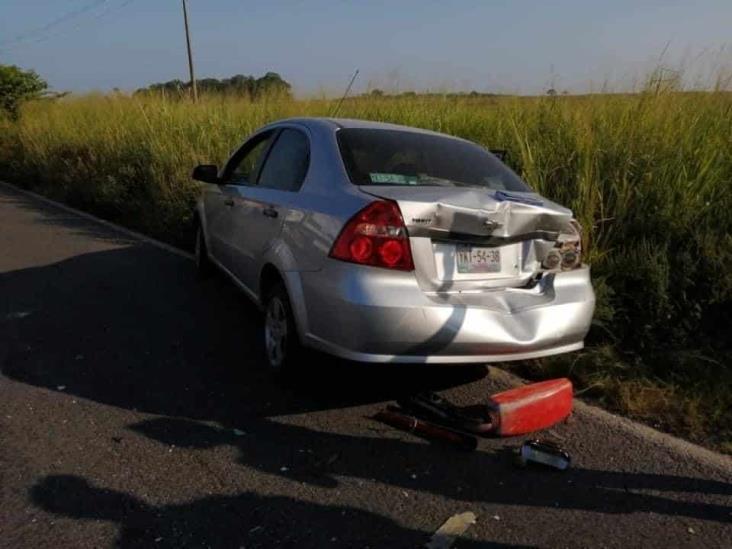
224,198,235,207
262,207,279,218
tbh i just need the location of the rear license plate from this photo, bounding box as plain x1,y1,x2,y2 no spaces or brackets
456,245,501,274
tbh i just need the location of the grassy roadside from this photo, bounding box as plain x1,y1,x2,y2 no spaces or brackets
506,345,732,453
0,90,730,452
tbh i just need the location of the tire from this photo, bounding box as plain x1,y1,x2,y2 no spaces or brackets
194,221,214,279
263,282,301,377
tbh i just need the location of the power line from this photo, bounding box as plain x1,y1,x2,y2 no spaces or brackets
0,0,136,52
0,0,110,47
50,0,135,42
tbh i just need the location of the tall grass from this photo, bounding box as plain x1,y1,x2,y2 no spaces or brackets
0,88,730,447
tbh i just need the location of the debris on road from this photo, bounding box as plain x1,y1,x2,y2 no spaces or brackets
6,310,32,319
374,379,575,457
395,378,573,438
425,511,477,549
487,378,573,436
397,392,492,434
373,408,478,451
515,439,572,471
232,428,246,436
56,385,66,391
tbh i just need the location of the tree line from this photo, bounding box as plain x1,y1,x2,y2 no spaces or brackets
135,72,292,99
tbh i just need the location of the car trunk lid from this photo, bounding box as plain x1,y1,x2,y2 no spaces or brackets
359,185,573,292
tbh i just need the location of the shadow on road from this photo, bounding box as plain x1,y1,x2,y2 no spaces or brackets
1,245,486,423
29,474,510,548
129,416,732,523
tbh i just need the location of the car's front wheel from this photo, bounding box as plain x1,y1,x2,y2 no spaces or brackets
263,282,301,376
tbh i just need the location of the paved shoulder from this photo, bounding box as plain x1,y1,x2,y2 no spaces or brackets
1,183,731,548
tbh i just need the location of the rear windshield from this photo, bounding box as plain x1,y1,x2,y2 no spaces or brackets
337,128,531,192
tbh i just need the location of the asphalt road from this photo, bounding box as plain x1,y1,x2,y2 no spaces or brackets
1,182,731,548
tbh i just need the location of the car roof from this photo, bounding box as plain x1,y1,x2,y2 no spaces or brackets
271,117,465,140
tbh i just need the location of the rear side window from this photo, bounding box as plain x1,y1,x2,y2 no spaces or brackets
337,128,531,192
256,128,310,192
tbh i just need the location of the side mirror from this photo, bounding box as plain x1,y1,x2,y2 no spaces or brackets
490,149,508,162
192,164,219,184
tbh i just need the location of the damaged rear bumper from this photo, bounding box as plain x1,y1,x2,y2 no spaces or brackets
300,262,595,364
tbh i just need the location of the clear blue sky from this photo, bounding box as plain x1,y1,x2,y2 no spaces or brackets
0,0,730,95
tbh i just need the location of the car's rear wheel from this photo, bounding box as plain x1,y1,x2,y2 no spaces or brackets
195,222,214,279
264,282,300,376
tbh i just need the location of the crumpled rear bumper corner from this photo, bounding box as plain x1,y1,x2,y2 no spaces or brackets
300,262,595,364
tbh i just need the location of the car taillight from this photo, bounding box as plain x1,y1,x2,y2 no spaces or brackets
329,200,414,271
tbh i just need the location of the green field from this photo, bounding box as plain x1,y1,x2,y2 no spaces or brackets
1,88,730,450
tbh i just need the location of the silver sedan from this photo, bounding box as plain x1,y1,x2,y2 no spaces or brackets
193,118,595,372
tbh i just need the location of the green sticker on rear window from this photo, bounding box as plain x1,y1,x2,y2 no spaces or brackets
369,173,418,185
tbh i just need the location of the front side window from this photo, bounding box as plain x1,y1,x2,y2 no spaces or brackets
257,128,310,192
227,132,274,185
337,128,531,192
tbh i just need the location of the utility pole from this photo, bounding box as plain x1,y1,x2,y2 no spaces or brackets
181,0,198,102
